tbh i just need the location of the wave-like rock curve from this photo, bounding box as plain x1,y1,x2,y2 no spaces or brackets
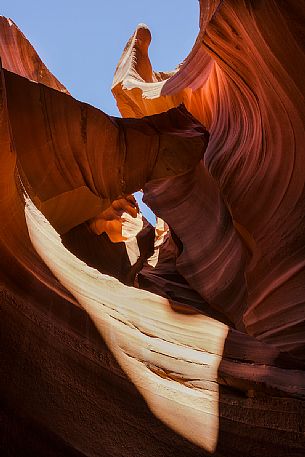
113,0,305,359
1,3,305,456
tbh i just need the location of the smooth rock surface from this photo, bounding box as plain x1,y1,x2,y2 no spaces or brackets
1,3,305,456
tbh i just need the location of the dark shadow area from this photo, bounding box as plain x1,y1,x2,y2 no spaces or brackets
1,286,208,457
214,328,305,457
138,229,235,327
0,404,86,457
62,221,155,287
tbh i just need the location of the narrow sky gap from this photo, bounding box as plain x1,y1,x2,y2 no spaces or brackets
134,191,156,226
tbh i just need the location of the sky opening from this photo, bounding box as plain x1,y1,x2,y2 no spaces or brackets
1,0,199,224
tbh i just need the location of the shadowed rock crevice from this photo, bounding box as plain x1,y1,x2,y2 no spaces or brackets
1,2,305,455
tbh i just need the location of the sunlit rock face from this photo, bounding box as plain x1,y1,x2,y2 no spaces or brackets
1,2,305,456
113,1,305,359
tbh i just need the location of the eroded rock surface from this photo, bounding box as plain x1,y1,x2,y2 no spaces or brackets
1,3,305,456
113,1,305,359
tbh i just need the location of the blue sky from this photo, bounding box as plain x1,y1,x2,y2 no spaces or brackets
1,0,199,223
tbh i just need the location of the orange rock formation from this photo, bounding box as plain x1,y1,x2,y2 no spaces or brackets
1,2,305,456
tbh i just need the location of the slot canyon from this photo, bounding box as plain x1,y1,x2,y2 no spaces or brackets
1,1,305,456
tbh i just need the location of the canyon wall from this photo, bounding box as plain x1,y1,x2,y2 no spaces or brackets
1,2,305,456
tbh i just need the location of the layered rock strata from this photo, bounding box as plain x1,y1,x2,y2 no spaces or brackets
1,2,305,456
113,1,305,359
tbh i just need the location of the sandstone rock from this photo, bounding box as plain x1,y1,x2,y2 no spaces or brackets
1,3,305,456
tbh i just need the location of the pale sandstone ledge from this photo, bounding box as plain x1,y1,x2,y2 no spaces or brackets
1,2,305,456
